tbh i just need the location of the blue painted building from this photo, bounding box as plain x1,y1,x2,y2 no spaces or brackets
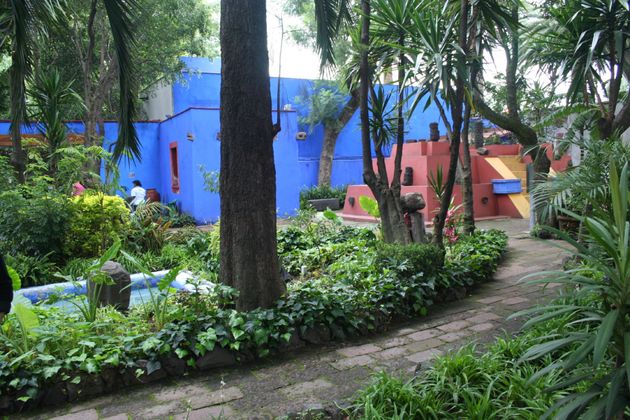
1,57,447,223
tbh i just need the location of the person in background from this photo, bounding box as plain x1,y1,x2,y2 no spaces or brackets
130,179,146,211
0,254,13,323
72,181,86,196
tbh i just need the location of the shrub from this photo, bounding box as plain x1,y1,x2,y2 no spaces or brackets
0,189,70,261
299,184,347,209
64,192,130,258
376,242,444,279
3,253,59,288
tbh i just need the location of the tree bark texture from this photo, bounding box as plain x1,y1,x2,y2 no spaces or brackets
317,90,359,186
220,0,285,311
9,50,27,183
461,102,475,234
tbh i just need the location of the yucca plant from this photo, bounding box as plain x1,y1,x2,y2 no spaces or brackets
513,162,630,419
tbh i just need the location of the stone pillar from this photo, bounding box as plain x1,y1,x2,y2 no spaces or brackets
473,120,484,148
402,167,413,186
429,123,440,141
409,212,425,243
401,192,427,243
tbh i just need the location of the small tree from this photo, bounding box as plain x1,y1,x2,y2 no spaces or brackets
295,81,359,186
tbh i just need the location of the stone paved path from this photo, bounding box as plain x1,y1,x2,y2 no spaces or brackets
24,219,568,420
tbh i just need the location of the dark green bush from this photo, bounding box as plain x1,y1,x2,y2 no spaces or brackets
377,242,445,279
0,189,70,261
299,184,347,209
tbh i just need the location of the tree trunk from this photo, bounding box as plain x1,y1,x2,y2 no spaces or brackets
9,56,26,183
317,90,359,186
433,0,468,245
378,187,410,244
219,0,285,311
461,102,475,234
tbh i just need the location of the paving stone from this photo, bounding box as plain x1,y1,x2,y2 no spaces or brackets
378,337,410,349
101,415,129,420
467,312,502,323
50,409,99,420
136,401,182,418
337,344,381,357
373,346,408,360
436,320,471,332
186,386,244,410
174,405,235,420
407,329,441,341
469,322,495,332
154,383,210,402
476,295,504,304
280,379,334,398
331,355,374,370
503,297,529,305
403,338,443,353
406,349,443,364
395,327,417,336
438,331,467,342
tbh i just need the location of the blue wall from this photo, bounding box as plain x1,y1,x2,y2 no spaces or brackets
169,59,449,189
155,107,300,223
1,57,461,223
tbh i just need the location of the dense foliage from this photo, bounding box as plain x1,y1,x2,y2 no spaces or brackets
64,193,130,258
349,305,590,419
0,224,507,413
299,184,347,209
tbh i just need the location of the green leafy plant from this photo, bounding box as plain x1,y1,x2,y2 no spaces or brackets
359,196,380,218
64,191,130,258
299,184,347,209
513,162,630,418
55,241,121,323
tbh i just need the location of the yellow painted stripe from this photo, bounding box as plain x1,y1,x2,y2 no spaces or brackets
509,193,530,218
485,157,517,179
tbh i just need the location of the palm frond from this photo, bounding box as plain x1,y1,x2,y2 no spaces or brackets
102,0,140,162
313,0,352,68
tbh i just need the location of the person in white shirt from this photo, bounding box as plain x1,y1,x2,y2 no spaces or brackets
130,180,146,211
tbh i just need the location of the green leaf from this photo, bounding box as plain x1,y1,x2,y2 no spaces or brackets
146,360,161,375
605,368,626,419
14,303,39,336
359,196,380,218
158,266,182,291
593,309,618,366
6,266,21,291
322,209,338,221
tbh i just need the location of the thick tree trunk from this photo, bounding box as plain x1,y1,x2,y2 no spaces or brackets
317,90,359,186
378,188,410,244
461,103,475,234
220,0,285,311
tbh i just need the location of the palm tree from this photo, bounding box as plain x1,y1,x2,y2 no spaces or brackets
526,0,630,139
0,0,140,182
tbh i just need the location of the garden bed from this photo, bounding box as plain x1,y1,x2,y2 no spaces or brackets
0,226,507,415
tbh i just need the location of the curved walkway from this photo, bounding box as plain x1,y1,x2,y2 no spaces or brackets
30,219,567,420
